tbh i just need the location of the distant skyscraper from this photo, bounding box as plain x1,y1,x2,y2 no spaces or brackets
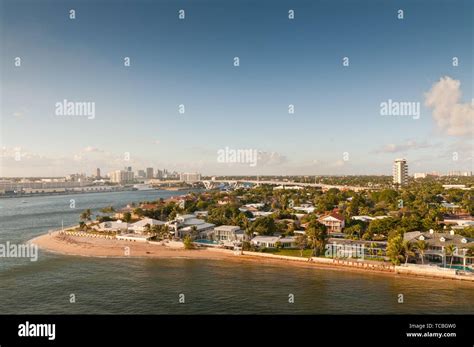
393,159,408,187
96,168,101,179
125,166,132,172
137,170,146,178
110,170,134,184
146,167,154,179
180,172,201,183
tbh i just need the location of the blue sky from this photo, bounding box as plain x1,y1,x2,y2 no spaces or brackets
1,0,472,177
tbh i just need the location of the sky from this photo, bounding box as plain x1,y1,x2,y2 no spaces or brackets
1,0,473,177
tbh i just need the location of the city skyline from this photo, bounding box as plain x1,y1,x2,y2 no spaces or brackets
1,0,473,177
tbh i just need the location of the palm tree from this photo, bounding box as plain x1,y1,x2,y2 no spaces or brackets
295,234,308,257
80,209,92,222
386,235,403,265
403,240,416,265
143,223,151,235
190,225,199,240
445,244,457,268
369,242,377,257
416,240,427,265
305,221,328,258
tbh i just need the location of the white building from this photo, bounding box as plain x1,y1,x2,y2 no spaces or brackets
393,158,408,186
414,172,427,179
251,236,281,248
129,218,165,233
109,170,134,184
169,214,215,238
250,235,297,249
179,172,201,183
213,225,244,242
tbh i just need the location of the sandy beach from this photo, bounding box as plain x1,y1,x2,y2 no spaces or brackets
28,231,474,282
29,231,236,260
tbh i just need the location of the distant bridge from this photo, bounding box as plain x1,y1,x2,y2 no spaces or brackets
201,179,374,192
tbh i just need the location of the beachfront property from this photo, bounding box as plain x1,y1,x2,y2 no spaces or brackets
213,225,245,242
404,230,474,266
251,235,297,249
319,212,345,233
129,218,165,233
168,214,215,238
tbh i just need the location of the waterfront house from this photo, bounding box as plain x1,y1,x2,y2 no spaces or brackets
279,236,297,248
404,230,474,266
213,225,245,242
251,236,281,248
169,214,215,238
250,235,297,249
319,212,345,233
129,218,165,234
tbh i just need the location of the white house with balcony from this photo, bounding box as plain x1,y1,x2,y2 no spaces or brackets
129,218,165,234
168,214,215,238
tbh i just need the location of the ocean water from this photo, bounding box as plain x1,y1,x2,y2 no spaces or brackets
0,191,473,314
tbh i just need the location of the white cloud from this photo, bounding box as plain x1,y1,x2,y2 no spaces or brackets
425,76,474,136
83,146,103,153
374,140,433,154
257,151,287,166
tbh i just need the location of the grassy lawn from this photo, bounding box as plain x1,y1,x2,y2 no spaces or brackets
262,248,313,258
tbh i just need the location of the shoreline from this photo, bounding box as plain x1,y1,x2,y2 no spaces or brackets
29,231,474,283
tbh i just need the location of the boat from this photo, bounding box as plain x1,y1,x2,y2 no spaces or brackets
132,184,155,191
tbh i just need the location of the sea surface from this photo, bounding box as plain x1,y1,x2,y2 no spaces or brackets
0,191,473,314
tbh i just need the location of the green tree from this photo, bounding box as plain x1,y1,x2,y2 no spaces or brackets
305,221,328,257
183,235,194,250
445,244,457,268
123,212,132,223
250,216,278,236
416,240,427,265
80,209,92,222
100,206,115,213
402,240,416,265
295,234,308,257
386,235,404,265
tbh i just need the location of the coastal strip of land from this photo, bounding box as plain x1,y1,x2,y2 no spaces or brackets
29,230,474,282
